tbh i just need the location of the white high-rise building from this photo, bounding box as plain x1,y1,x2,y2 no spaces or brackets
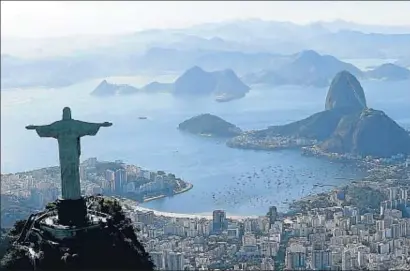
400,188,408,200
311,250,332,270
388,187,399,200
114,168,127,193
167,252,184,271
286,251,306,270
261,257,275,271
342,249,352,271
79,165,87,181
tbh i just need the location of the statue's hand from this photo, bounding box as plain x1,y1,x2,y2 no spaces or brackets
101,122,113,127
26,125,37,130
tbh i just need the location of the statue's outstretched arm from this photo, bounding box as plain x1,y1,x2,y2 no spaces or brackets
26,123,58,138
75,120,112,137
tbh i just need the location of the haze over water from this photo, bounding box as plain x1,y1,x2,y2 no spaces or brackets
1,75,409,216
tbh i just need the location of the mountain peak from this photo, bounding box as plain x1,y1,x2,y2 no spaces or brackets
173,67,249,101
296,50,321,60
187,65,205,73
325,71,367,112
91,80,138,97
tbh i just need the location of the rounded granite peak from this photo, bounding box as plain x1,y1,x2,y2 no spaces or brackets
186,66,205,74
325,70,367,112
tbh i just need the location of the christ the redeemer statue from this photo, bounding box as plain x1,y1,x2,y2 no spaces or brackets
26,107,112,201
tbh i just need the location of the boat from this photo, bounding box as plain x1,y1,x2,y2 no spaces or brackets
138,116,148,120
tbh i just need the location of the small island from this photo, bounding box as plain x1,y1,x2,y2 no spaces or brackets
178,114,242,137
228,71,410,160
91,80,139,96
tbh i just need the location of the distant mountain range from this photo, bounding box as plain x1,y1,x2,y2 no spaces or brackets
180,20,410,58
92,67,250,102
241,51,410,87
0,53,137,89
3,48,409,90
3,19,409,58
2,19,410,90
241,50,362,87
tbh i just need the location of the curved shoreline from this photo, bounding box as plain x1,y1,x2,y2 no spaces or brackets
142,182,194,203
122,198,258,220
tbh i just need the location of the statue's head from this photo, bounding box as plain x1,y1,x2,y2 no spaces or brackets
62,107,72,120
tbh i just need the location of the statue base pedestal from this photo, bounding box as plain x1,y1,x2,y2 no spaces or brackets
57,197,87,226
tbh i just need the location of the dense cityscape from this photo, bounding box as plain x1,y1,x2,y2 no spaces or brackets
112,160,410,271
1,158,191,227
2,2,410,270
2,156,410,270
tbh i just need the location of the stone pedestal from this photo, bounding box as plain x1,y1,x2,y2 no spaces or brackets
57,197,87,226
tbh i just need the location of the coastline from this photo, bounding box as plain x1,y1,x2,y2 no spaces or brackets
122,198,258,221
120,181,260,221
142,182,194,203
123,159,407,221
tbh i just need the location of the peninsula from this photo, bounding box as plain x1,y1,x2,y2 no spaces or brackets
228,71,410,159
178,114,242,137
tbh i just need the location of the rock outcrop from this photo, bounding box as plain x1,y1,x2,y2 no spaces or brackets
325,70,367,112
320,109,410,157
173,66,217,96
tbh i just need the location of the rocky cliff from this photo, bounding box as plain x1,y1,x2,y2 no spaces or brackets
321,108,410,157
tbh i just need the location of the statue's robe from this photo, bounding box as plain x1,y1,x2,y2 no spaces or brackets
34,119,102,200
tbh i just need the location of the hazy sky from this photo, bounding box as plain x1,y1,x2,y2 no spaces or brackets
2,1,410,38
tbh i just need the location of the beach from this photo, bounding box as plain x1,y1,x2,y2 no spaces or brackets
121,198,258,220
